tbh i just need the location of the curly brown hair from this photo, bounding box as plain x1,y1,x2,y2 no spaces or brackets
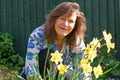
44,2,86,47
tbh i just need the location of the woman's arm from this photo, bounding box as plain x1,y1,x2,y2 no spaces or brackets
23,26,45,79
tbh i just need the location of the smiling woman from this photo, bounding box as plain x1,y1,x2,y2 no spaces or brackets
21,2,88,80
54,12,77,51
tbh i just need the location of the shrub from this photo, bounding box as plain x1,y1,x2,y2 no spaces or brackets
0,32,24,79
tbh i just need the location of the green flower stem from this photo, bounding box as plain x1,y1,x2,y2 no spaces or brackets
93,78,97,80
102,67,113,76
58,73,62,80
98,56,104,65
102,61,120,76
94,37,104,50
48,62,56,80
43,45,51,80
98,43,106,50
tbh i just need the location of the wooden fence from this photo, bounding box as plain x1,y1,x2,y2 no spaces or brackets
0,0,120,59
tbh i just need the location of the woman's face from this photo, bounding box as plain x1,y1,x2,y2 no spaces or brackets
55,12,77,38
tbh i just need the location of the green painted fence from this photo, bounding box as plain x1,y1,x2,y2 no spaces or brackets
0,0,120,59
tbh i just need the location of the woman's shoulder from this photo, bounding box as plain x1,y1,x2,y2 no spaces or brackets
32,25,45,33
28,25,47,51
29,25,45,38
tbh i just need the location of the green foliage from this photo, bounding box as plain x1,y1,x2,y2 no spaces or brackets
102,54,120,79
0,65,25,80
91,47,120,79
0,32,24,79
90,45,120,79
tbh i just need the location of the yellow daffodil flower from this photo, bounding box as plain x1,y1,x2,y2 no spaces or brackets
88,49,97,62
50,50,63,64
82,63,92,74
80,58,88,67
85,44,91,55
93,65,103,78
103,30,112,41
107,42,115,53
103,30,115,53
90,38,101,49
57,63,67,74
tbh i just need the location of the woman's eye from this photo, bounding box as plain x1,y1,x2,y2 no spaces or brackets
69,20,74,23
60,18,65,20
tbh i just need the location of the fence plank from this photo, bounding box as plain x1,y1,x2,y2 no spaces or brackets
11,0,19,51
99,0,108,37
84,0,92,42
6,0,12,33
0,0,6,32
30,0,36,31
108,0,116,40
115,0,120,59
91,0,100,38
18,0,25,55
23,0,31,51
36,0,45,26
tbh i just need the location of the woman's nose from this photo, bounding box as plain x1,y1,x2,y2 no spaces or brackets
64,21,68,26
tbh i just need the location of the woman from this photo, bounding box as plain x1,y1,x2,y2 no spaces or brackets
22,2,90,80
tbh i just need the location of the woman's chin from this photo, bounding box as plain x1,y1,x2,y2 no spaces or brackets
57,33,68,37
61,34,68,37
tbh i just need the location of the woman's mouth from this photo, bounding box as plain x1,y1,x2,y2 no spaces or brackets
60,27,67,30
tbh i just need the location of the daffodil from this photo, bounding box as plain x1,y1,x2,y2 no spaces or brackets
80,58,88,67
87,49,97,62
93,65,103,78
82,63,92,74
106,42,115,53
103,30,115,53
50,50,63,64
103,30,112,42
85,44,91,55
90,38,101,49
85,47,97,61
57,63,67,74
